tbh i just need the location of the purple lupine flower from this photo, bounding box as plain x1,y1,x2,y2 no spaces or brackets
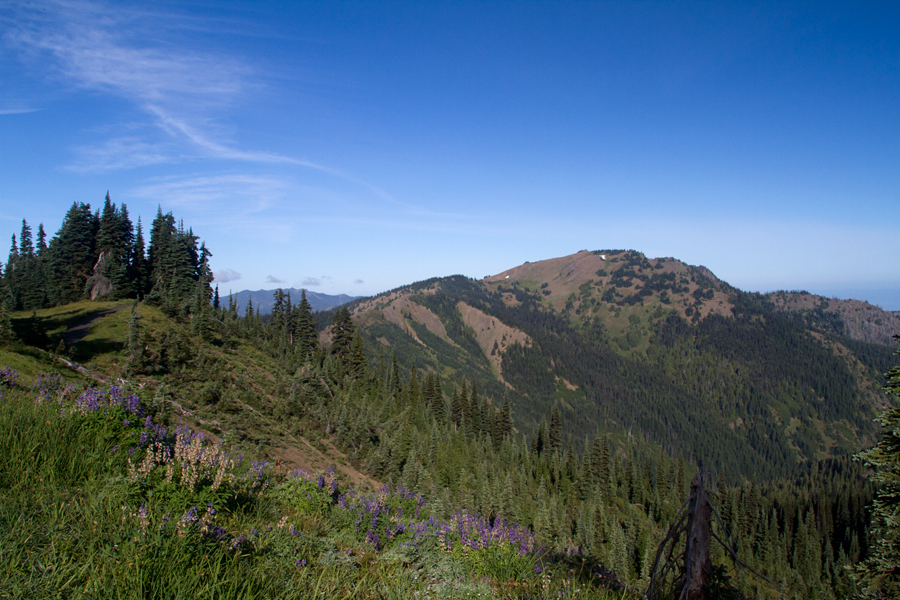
0,367,20,388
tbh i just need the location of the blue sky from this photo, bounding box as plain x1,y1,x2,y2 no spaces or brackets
1,1,898,309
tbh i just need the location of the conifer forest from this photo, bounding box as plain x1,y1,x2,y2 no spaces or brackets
2,197,899,599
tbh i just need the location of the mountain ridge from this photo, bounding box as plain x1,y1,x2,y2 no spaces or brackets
226,288,360,315
324,249,899,480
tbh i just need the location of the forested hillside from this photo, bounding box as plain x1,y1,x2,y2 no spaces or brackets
329,251,897,483
2,201,900,598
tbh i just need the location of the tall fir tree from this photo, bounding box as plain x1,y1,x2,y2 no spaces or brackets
549,407,562,452
853,335,900,598
47,202,98,305
131,216,149,298
292,289,318,360
330,306,355,362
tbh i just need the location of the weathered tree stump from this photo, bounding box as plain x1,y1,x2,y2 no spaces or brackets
682,471,712,600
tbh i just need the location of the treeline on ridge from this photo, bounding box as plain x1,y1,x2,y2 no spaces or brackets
2,194,214,323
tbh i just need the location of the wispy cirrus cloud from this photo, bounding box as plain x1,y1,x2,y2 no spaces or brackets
2,0,397,203
0,108,40,115
129,174,287,212
266,275,285,284
5,2,246,107
3,0,248,170
65,136,175,172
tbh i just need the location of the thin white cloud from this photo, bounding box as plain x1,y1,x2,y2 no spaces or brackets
143,106,339,174
266,275,285,284
302,277,322,287
7,2,246,106
4,1,403,204
129,174,287,212
214,268,241,283
65,136,174,172
354,279,364,284
0,108,40,115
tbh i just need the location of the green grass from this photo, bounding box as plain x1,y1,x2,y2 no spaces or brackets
0,368,634,600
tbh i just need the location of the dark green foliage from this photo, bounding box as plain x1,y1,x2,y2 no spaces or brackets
548,407,562,452
5,198,211,311
0,302,15,344
124,301,147,375
4,220,48,310
292,290,318,359
90,192,135,299
329,306,355,361
145,207,204,315
853,336,900,598
130,217,149,299
47,202,98,305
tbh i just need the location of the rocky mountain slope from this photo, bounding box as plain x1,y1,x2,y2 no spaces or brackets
331,249,898,480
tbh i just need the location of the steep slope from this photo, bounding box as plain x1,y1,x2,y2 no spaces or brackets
335,249,897,481
4,301,379,490
766,290,900,346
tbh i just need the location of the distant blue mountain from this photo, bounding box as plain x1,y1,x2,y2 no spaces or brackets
225,288,360,315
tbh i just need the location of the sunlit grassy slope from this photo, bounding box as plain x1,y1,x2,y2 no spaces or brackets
0,364,632,599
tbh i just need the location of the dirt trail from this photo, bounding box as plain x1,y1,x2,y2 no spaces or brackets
63,305,130,346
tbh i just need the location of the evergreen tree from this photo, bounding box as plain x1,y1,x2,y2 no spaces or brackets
451,385,464,428
146,209,200,313
853,335,900,598
549,407,562,452
593,436,610,498
329,306,355,361
47,202,98,305
18,220,33,258
0,301,15,344
408,366,420,408
125,301,147,374
349,330,367,378
293,289,318,359
131,217,149,298
468,381,481,438
97,197,135,299
6,221,46,310
35,224,47,257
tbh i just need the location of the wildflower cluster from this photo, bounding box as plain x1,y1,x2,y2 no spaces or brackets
3,366,557,591
437,510,543,581
72,385,142,416
335,482,430,550
437,510,537,555
0,366,20,388
30,372,75,404
122,500,248,552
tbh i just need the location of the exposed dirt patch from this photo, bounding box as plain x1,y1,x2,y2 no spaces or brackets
381,297,455,347
558,377,578,391
270,434,381,491
168,397,380,492
457,301,530,385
